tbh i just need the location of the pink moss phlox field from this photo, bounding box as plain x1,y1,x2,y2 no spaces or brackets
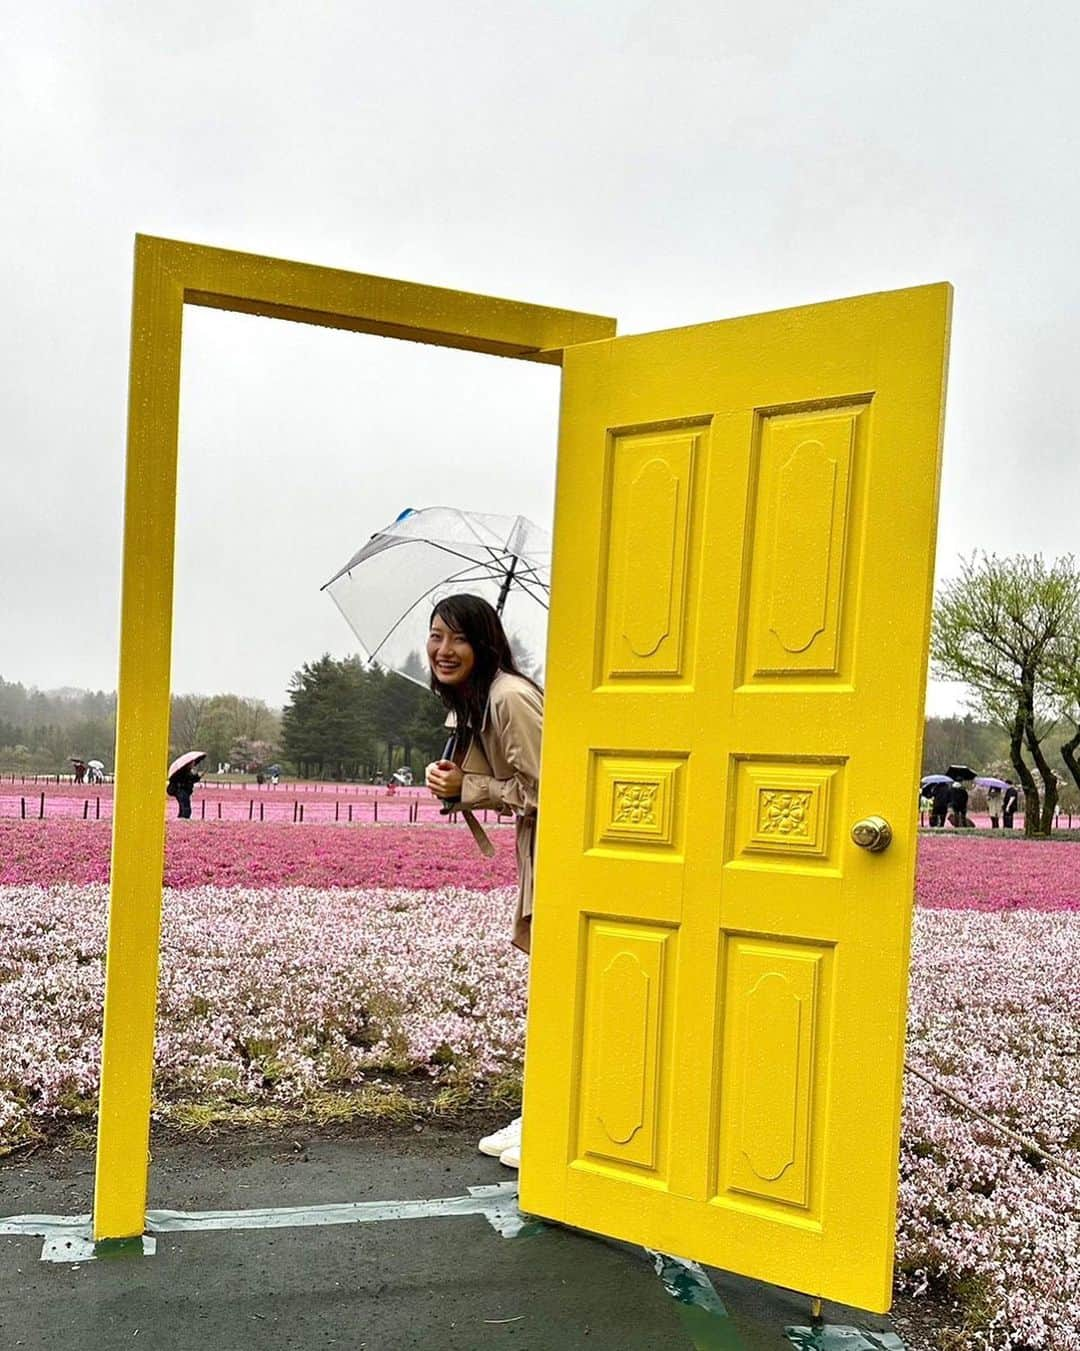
900,909,1080,1348
3,822,1078,910
0,883,527,1145
917,835,1080,913
0,820,518,889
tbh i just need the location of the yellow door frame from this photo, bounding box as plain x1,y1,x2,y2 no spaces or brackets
94,234,616,1241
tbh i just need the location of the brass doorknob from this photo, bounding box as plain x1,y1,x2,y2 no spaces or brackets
851,815,893,852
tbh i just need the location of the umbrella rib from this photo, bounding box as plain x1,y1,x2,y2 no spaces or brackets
366,559,529,663
324,540,506,591
366,557,550,665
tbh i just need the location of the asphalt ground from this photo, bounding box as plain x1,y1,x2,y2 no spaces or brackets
0,1119,920,1351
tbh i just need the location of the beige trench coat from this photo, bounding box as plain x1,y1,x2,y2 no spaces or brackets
457,671,543,954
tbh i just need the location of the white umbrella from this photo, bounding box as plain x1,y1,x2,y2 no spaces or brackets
322,507,551,686
87,759,105,771
167,751,206,779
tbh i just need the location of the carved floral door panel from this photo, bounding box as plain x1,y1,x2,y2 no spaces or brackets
520,285,951,1312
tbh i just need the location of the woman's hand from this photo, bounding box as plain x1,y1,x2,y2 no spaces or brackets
425,759,464,800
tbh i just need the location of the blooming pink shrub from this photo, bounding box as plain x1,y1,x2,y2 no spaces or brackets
0,883,526,1140
917,835,1080,913
900,909,1080,1347
2,820,1077,910
0,820,518,889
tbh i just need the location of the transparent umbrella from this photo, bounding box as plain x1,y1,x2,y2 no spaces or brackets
322,507,551,686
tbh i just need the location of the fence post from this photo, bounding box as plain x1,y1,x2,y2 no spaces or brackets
217,802,222,820
348,804,353,823
201,799,206,819
374,800,378,823
260,802,264,822
20,797,25,819
335,801,340,822
39,792,45,819
96,796,101,820
84,799,89,820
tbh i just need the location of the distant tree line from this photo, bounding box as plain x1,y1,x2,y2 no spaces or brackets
921,712,1079,810
0,678,117,773
0,661,446,782
0,677,283,777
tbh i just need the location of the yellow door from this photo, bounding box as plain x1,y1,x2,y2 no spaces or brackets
521,284,952,1313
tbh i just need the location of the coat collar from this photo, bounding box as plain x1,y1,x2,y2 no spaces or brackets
442,670,516,733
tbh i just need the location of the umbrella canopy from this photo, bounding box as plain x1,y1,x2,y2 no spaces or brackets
323,507,551,686
946,764,976,781
167,750,206,779
975,777,1010,791
70,757,87,765
921,774,953,788
87,759,105,771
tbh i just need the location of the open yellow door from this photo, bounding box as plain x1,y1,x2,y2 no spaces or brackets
521,284,951,1313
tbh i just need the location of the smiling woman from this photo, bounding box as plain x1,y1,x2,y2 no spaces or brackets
423,594,544,957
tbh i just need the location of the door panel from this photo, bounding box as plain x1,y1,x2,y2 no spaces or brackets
521,285,951,1312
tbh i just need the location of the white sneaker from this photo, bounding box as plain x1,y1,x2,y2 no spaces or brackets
478,1116,522,1158
498,1143,520,1169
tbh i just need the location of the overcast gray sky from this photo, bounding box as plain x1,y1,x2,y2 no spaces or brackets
3,1,1077,713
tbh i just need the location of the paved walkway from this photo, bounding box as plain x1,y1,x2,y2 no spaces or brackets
0,1121,910,1350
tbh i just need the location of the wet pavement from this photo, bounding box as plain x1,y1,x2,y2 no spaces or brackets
0,1120,914,1350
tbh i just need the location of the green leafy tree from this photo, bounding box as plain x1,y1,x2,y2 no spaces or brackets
931,554,1080,837
282,655,377,779
177,694,280,768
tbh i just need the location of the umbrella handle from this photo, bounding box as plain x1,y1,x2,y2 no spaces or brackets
438,731,462,814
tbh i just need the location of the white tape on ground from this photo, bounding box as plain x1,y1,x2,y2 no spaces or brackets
0,1182,524,1261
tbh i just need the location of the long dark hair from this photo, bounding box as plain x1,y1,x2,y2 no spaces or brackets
428,594,540,732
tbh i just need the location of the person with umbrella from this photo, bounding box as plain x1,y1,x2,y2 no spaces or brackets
1002,779,1019,829
946,765,975,828
975,776,1009,829
929,777,953,829
167,751,205,819
422,593,543,1172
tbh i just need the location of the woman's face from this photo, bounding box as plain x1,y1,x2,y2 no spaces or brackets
427,613,476,687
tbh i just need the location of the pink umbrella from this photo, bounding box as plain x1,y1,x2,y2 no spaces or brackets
167,751,206,779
